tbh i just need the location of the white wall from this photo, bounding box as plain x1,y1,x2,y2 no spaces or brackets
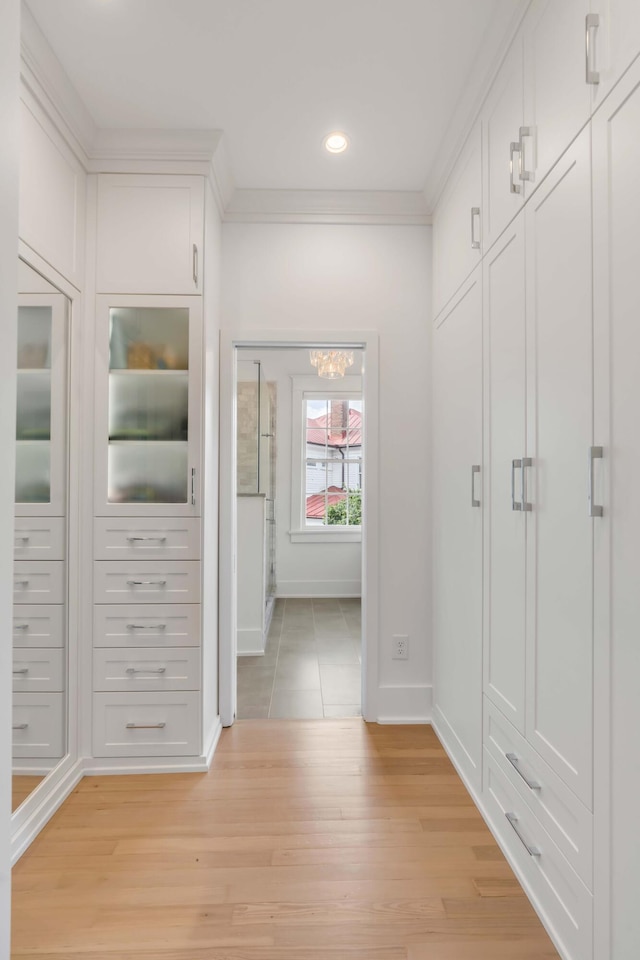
0,0,20,952
222,223,433,707
201,179,222,754
246,349,362,598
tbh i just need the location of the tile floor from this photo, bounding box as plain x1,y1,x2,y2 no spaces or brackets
236,597,362,719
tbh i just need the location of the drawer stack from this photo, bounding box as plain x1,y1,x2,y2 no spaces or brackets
13,518,66,762
483,699,593,960
92,519,201,758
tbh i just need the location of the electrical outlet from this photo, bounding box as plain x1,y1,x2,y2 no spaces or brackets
392,635,409,660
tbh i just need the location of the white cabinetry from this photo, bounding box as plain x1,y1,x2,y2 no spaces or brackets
96,175,204,295
432,123,482,320
592,56,640,960
592,0,640,105
432,268,483,791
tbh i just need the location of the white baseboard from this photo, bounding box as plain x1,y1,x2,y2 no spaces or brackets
277,580,361,598
204,715,223,768
431,716,571,960
376,683,433,724
237,627,266,656
432,702,481,792
82,755,211,775
11,758,84,864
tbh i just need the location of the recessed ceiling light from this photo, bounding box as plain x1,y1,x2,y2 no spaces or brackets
324,132,349,154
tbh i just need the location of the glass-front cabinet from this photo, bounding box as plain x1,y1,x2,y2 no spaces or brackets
15,295,67,517
94,296,202,516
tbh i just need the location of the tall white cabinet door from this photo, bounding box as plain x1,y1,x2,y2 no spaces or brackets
432,122,482,320
432,268,483,791
592,58,640,960
524,129,594,810
483,216,527,734
523,0,592,189
592,0,640,107
482,36,526,252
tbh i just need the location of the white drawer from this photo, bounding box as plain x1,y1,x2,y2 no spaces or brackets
93,692,200,757
94,518,201,561
13,605,64,647
93,604,200,647
14,518,65,561
484,697,593,889
93,647,200,692
12,693,65,758
93,561,200,604
13,649,64,693
13,561,64,604
483,750,592,960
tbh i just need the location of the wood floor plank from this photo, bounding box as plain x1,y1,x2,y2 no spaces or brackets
11,720,560,959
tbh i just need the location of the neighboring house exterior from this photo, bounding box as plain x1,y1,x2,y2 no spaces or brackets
305,402,362,524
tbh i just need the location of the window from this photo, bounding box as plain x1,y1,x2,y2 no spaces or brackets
304,398,363,527
290,376,363,543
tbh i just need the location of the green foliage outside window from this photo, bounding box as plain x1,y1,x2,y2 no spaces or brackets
326,490,362,526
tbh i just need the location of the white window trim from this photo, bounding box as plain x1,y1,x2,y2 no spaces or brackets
290,375,363,543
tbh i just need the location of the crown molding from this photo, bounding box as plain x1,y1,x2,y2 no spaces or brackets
225,189,431,225
423,0,532,214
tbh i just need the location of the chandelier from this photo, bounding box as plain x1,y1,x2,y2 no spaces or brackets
309,349,354,379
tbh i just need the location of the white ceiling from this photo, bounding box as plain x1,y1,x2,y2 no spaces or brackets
25,0,522,194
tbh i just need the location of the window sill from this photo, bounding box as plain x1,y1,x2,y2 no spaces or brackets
289,529,362,544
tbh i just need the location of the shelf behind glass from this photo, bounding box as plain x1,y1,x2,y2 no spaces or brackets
17,306,52,370
15,441,51,504
16,370,52,441
109,307,189,371
108,441,188,504
108,370,188,441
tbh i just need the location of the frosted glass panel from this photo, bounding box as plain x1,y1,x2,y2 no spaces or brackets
109,372,188,441
108,442,188,504
15,306,52,504
107,306,190,504
15,441,51,503
109,307,188,370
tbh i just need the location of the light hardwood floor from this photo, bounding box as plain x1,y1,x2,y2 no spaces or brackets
11,720,560,959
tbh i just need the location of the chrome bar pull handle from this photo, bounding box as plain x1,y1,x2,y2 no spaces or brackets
126,623,167,630
470,207,481,250
126,536,167,543
14,580,29,587
192,243,198,286
518,127,535,182
126,666,167,675
126,721,166,730
511,459,522,511
510,142,522,194
191,467,196,506
12,723,29,730
506,812,541,857
127,579,167,586
586,14,600,85
588,446,604,517
14,535,30,543
506,752,541,790
13,668,29,676
14,623,29,631
471,465,481,507
521,457,533,512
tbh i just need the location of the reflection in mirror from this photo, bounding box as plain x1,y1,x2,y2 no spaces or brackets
12,261,69,813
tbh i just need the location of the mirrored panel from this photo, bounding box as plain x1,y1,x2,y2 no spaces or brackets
12,261,69,813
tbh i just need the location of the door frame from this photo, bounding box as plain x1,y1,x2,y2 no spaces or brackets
219,328,380,726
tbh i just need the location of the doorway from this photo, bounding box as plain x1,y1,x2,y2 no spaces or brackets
219,332,379,726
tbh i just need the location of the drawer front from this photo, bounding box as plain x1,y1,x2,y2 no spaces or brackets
13,605,64,647
93,648,200,692
12,693,65,758
93,561,200,604
93,692,200,757
14,561,65,604
13,649,64,693
484,697,593,888
483,750,592,960
93,604,200,647
94,518,201,561
14,518,65,561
